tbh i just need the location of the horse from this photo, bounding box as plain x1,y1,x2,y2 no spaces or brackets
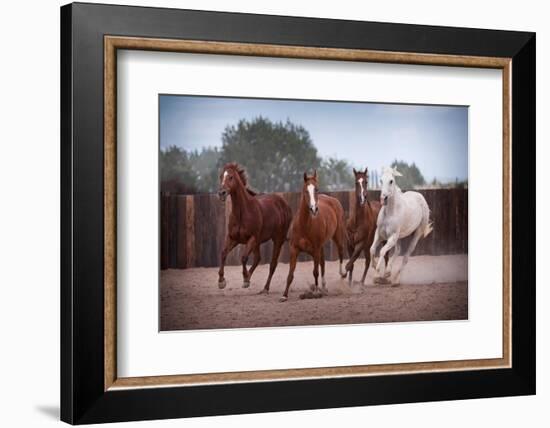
217,163,292,294
343,167,387,285
370,166,433,285
280,170,346,302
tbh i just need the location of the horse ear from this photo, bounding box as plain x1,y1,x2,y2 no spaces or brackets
353,168,357,176
313,169,317,179
364,167,368,175
303,172,308,182
393,167,403,177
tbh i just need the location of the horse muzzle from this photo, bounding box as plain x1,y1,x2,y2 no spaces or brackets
381,195,388,206
309,206,319,216
218,190,228,201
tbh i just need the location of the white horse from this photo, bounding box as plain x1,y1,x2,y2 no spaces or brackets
370,166,433,285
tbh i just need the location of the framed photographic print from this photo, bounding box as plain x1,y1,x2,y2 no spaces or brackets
60,2,535,424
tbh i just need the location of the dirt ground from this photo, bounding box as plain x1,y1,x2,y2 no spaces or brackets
160,255,468,331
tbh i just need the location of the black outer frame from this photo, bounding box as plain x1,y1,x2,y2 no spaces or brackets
60,2,535,424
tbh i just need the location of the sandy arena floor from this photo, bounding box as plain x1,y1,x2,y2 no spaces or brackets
160,254,468,331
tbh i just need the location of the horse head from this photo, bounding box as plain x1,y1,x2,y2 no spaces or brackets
218,163,250,201
353,167,369,206
380,166,403,206
303,170,320,217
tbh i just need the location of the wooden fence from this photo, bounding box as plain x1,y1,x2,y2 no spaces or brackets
160,188,468,270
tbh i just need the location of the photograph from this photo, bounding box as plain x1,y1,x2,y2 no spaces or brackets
53,2,537,425
159,95,469,331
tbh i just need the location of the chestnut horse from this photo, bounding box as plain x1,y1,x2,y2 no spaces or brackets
280,171,346,302
343,167,387,285
217,163,292,293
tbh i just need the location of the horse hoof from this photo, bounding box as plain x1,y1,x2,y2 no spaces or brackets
242,280,250,288
309,283,316,291
300,291,312,299
384,271,391,279
218,279,227,289
321,287,329,296
258,288,269,295
374,277,391,285
279,296,288,303
391,281,401,287
339,266,346,277
302,290,324,299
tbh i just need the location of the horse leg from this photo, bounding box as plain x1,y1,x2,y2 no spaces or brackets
320,247,328,295
259,238,284,295
385,241,400,279
280,244,298,302
375,233,398,284
345,238,355,281
393,228,422,286
333,227,346,278
346,242,363,285
363,243,390,285
243,246,261,288
310,249,322,297
360,247,370,286
369,229,381,281
241,236,257,288
218,237,238,289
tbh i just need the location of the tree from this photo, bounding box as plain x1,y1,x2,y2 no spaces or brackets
189,147,221,193
160,117,357,194
390,159,426,190
160,146,198,193
319,157,355,191
218,117,322,192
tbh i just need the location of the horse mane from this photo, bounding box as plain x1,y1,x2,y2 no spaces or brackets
223,162,258,196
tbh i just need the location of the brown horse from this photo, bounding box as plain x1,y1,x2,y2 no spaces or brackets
280,170,346,302
343,167,387,285
217,163,292,293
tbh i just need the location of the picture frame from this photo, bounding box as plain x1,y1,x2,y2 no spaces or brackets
61,2,535,424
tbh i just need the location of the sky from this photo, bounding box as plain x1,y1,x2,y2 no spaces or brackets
159,95,468,182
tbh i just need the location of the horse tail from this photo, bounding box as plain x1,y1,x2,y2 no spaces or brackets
423,221,433,238
285,216,295,242
282,198,293,242
419,192,433,239
337,204,349,249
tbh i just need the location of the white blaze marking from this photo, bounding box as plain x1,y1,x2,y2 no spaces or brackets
358,178,365,204
222,170,228,185
307,184,316,208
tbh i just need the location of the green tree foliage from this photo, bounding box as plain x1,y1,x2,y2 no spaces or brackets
428,176,468,189
160,146,198,193
159,117,361,194
390,159,426,190
189,147,220,193
218,117,322,192
319,157,355,191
